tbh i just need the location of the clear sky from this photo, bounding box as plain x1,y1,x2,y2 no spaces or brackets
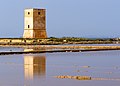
0,0,120,38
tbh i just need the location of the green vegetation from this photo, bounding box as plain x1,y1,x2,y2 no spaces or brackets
48,37,89,42
48,37,114,43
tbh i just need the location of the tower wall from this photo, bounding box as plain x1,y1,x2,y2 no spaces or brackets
23,9,47,38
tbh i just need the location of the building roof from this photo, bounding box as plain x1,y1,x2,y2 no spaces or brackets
25,8,46,10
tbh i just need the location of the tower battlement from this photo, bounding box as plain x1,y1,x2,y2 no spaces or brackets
23,8,47,38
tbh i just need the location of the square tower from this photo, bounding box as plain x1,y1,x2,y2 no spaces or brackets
23,8,47,38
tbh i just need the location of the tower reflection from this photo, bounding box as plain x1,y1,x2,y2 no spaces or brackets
24,54,46,79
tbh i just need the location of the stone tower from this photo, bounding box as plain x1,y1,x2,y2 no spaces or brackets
23,8,47,38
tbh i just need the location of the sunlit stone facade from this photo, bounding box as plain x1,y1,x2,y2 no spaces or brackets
23,8,47,38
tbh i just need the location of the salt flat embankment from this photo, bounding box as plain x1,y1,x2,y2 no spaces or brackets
0,45,120,55
1,45,120,49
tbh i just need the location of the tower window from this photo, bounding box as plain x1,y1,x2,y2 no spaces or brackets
38,12,40,15
28,12,30,15
28,25,30,28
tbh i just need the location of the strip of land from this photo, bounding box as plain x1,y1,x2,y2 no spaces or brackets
1,45,120,49
54,75,120,81
0,37,118,45
0,46,120,55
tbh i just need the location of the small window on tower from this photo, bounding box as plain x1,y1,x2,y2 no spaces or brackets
38,12,40,15
28,12,30,15
28,25,30,28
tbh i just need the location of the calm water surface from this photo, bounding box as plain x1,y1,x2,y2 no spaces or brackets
0,48,120,86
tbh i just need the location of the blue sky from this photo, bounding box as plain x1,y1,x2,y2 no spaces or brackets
0,0,120,38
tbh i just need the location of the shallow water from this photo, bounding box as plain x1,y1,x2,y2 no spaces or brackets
0,49,120,86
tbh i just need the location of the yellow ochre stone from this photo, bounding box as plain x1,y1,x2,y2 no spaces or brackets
23,8,47,38
54,75,91,80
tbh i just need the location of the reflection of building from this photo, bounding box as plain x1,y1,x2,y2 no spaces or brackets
24,55,46,79
24,47,46,52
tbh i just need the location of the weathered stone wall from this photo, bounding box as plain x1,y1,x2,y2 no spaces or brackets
0,38,47,44
23,9,47,38
23,30,34,38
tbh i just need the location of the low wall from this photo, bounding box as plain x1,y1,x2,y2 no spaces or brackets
0,38,47,44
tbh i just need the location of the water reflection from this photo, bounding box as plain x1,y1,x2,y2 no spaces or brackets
24,54,46,79
24,47,46,52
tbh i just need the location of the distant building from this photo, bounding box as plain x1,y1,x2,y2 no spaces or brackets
23,8,47,38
